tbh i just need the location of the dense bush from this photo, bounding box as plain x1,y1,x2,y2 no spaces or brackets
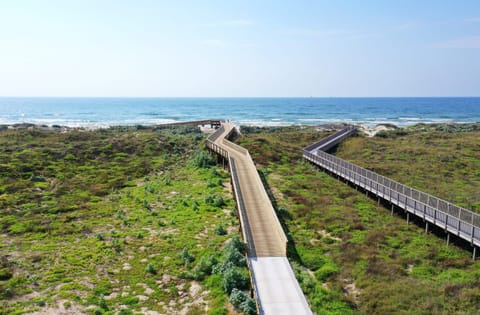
205,194,226,207
190,254,218,280
214,224,227,235
192,150,216,168
222,268,248,294
229,288,257,315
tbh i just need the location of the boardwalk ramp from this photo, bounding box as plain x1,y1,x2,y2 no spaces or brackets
207,122,312,315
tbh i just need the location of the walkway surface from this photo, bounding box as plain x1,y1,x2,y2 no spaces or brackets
208,122,312,315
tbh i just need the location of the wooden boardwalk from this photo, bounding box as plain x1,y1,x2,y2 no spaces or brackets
207,122,312,314
208,122,287,256
304,127,480,259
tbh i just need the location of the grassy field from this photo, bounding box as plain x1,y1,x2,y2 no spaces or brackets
237,124,480,314
0,126,250,315
2,123,479,315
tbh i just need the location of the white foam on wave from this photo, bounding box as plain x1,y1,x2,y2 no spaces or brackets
236,119,290,127
399,117,422,121
297,118,354,124
0,117,180,129
1,115,474,130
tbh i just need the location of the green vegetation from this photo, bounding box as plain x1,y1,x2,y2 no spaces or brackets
3,122,478,314
229,288,256,315
0,126,251,314
343,125,480,211
237,125,480,314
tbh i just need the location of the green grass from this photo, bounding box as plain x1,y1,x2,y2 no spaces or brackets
237,125,480,314
339,126,480,211
3,123,479,314
0,126,248,315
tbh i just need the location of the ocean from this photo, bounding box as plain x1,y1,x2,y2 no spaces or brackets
0,97,479,128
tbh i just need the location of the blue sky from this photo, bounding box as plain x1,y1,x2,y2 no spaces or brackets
0,0,479,96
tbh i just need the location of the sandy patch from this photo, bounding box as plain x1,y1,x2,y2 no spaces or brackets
227,225,238,234
136,295,149,301
317,229,342,242
162,281,210,315
12,291,41,303
159,228,179,235
140,308,164,315
26,300,86,315
358,124,397,137
104,292,118,300
406,264,414,274
195,227,209,239
343,278,361,304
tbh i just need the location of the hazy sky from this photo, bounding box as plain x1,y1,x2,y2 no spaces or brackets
1,1,479,97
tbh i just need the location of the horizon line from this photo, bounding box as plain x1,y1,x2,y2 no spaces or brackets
1,96,480,99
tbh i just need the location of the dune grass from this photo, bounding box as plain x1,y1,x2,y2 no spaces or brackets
0,126,248,315
2,123,479,314
237,125,480,314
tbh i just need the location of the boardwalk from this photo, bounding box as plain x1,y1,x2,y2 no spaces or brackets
304,127,480,259
207,122,312,315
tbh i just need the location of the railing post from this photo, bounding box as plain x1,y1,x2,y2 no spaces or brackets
471,214,475,241
472,226,475,246
458,216,462,235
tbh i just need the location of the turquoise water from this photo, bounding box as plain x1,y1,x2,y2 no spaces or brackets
0,97,479,127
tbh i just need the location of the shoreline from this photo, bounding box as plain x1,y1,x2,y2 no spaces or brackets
2,121,480,137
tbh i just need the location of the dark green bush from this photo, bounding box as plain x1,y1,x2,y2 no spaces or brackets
240,297,257,315
0,269,13,281
181,247,195,267
192,150,216,168
191,254,218,280
229,288,247,307
145,263,157,275
214,225,227,235
222,267,248,294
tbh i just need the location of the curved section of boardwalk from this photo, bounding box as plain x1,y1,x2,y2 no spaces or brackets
210,122,287,257
207,122,312,315
304,127,480,259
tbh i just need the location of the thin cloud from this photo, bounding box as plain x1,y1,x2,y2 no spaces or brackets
395,23,414,31
289,28,376,40
202,39,253,48
435,36,480,49
465,17,480,23
203,39,228,47
200,19,254,28
225,19,254,26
